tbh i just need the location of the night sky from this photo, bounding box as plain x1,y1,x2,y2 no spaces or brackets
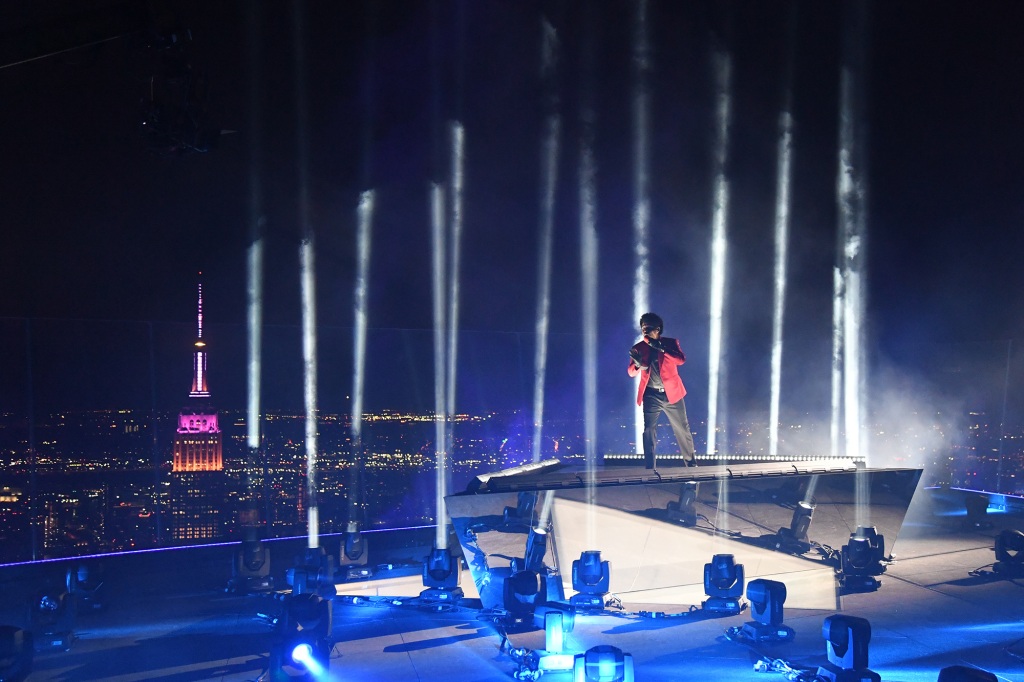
2,1,1023,432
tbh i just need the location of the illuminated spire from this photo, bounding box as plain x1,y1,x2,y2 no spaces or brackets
190,273,210,398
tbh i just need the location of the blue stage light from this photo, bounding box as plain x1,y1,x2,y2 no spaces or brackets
666,481,699,526
270,592,332,680
504,569,547,616
702,554,744,615
776,501,814,554
570,550,610,608
573,645,634,682
421,547,464,601
994,528,1024,575
839,526,886,592
816,614,879,682
740,579,794,642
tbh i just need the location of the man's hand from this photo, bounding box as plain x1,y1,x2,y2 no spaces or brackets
630,348,647,370
647,337,663,352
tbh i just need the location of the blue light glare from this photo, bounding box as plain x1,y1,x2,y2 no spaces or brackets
290,642,326,676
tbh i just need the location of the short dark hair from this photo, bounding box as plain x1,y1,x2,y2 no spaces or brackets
639,312,663,333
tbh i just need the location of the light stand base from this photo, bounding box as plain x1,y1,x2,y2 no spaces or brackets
702,596,744,615
816,663,881,682
740,621,795,643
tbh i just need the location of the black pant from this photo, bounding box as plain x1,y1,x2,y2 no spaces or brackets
642,388,695,469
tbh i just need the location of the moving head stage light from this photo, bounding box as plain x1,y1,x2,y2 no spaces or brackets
573,645,634,682
269,592,332,682
839,526,887,592
421,547,464,601
993,528,1024,575
570,551,610,608
740,579,794,643
665,481,699,526
776,501,815,554
816,614,880,682
341,521,372,580
702,554,745,615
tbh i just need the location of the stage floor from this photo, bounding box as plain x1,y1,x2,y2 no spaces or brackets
10,488,1024,682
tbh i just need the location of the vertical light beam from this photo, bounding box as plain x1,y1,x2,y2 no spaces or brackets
532,18,561,463
836,1,870,525
246,238,264,452
445,122,464,467
707,49,733,457
769,110,792,458
769,7,797,458
293,1,318,550
245,2,265,458
350,189,374,530
300,238,319,550
352,192,374,439
632,0,652,454
579,1,599,549
431,183,448,550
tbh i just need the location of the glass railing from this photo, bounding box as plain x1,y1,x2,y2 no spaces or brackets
1,317,1020,562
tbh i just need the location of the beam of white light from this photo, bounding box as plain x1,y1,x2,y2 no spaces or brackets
300,238,319,549
537,490,556,530
245,4,265,456
707,49,732,457
631,0,651,454
292,1,318,550
431,183,448,550
246,238,263,451
837,1,870,525
769,108,793,458
533,26,561,463
352,191,374,443
446,122,464,467
580,122,599,549
350,190,374,528
830,265,843,459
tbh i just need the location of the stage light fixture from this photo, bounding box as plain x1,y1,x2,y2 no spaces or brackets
963,493,992,529
572,645,634,682
420,547,464,601
776,501,814,554
29,590,74,651
936,664,998,682
524,527,548,573
269,592,332,681
526,608,578,674
0,625,33,682
570,550,610,608
286,546,337,598
229,527,274,594
666,481,699,526
341,520,372,580
66,563,107,612
504,491,538,525
816,614,880,682
740,579,794,642
993,528,1024,575
702,554,745,615
839,526,886,592
503,569,548,617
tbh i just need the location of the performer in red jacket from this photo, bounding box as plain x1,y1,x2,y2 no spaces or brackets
628,312,696,469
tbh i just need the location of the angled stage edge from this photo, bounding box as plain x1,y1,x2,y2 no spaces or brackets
446,459,923,612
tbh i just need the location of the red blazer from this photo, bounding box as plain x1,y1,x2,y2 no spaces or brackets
627,337,687,406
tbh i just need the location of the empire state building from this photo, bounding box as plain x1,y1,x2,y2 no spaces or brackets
173,278,222,473
171,276,224,542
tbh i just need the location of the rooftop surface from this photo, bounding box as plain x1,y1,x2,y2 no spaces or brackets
2,484,1022,682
